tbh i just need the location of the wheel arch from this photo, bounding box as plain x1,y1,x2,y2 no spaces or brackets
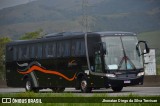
77,72,87,80
22,72,39,88
75,72,87,88
22,74,29,81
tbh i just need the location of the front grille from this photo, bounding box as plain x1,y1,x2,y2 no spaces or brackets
116,74,136,78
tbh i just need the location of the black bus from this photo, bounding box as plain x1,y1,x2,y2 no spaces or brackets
5,31,149,93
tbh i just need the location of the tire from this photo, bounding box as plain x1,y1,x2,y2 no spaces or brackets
111,86,123,92
25,78,39,93
51,87,65,93
80,77,92,93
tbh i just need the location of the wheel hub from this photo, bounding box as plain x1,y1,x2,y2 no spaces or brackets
81,80,87,90
26,81,31,91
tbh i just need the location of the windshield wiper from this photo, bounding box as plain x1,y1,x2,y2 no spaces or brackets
118,37,136,70
118,55,136,70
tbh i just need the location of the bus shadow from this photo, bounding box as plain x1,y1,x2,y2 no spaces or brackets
39,90,135,94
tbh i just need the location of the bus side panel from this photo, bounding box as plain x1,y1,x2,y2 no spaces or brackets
6,62,24,87
34,59,59,88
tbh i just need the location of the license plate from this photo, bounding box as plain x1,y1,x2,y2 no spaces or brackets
124,80,131,84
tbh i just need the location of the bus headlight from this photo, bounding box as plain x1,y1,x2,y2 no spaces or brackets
106,74,116,78
137,72,144,77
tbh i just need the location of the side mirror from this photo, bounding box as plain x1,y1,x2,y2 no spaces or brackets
136,41,150,56
145,44,150,53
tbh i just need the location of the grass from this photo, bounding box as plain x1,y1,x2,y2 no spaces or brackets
1,103,159,106
0,92,160,106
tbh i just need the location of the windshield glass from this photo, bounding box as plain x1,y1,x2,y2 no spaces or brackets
102,36,143,70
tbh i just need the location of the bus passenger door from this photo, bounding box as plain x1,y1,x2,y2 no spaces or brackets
95,52,103,73
92,51,105,87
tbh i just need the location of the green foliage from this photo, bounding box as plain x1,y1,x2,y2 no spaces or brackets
19,29,43,40
0,36,11,80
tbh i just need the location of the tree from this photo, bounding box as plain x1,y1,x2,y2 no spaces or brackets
0,37,11,80
19,29,43,40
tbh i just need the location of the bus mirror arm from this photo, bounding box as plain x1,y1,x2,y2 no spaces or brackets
136,41,150,56
136,45,140,56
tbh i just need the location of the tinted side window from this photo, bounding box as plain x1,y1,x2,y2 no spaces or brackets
48,44,53,57
57,41,64,57
75,40,81,56
45,42,56,58
17,45,29,60
6,46,13,61
71,39,85,56
29,44,42,59
30,45,35,59
13,46,17,61
24,46,29,59
63,40,70,57
52,43,56,57
37,44,42,58
80,40,85,56
71,40,76,56
18,46,22,60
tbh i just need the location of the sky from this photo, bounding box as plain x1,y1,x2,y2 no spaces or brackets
0,0,36,10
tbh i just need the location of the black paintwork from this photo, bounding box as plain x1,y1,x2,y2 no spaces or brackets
5,31,143,89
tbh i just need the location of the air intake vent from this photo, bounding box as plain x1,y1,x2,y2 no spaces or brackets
43,32,84,38
43,33,63,38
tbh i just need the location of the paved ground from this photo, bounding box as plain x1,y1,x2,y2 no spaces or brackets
0,87,160,96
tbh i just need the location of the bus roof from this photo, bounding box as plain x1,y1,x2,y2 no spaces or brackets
96,31,136,36
7,32,91,45
7,31,136,45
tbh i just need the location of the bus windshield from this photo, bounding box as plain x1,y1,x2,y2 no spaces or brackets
102,36,143,70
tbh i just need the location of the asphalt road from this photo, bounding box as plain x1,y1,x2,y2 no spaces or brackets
0,87,160,96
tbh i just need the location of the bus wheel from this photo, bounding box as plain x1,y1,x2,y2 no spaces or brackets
80,78,91,93
25,79,39,93
111,86,123,92
51,87,65,93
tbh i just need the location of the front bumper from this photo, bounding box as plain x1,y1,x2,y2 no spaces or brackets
106,76,144,87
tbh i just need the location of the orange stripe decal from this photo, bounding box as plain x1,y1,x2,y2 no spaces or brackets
17,65,76,81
